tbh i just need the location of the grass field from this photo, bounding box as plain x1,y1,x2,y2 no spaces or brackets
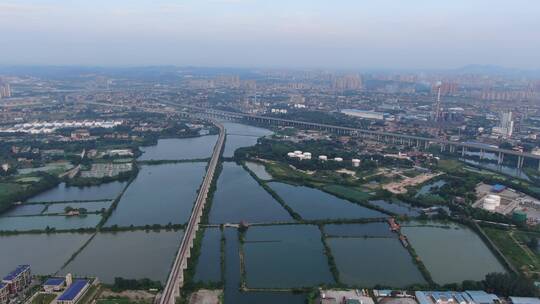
31,293,56,304
437,159,463,172
97,298,149,304
0,182,26,210
484,227,540,273
322,184,371,201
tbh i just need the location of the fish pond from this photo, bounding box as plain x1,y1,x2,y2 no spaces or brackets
27,182,127,203
0,214,102,231
62,229,184,283
105,163,206,227
0,232,92,275
243,224,334,288
193,228,222,284
244,161,273,181
401,221,507,284
268,182,386,220
223,228,307,304
208,163,292,224
138,136,218,161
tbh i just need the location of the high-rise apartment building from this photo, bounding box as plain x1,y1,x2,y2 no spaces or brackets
492,111,514,138
0,81,11,99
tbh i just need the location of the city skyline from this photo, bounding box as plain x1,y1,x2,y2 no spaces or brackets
1,0,539,69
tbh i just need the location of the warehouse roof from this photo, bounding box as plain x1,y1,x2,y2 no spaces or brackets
465,291,499,304
57,280,89,301
510,297,540,304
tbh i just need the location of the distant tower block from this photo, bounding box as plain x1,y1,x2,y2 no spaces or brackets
434,81,442,121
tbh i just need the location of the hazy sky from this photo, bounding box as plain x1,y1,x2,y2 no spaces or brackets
1,0,539,69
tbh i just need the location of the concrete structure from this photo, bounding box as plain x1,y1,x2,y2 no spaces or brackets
510,297,540,304
483,195,501,211
415,291,476,304
320,290,374,304
2,265,30,294
43,278,66,292
492,111,514,138
341,109,386,121
56,280,90,304
464,291,500,304
0,81,11,99
0,283,8,304
159,121,225,304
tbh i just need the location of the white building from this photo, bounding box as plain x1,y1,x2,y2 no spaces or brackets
483,194,501,211
492,111,514,138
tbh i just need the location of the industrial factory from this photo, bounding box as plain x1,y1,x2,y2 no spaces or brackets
287,150,361,167
474,183,540,225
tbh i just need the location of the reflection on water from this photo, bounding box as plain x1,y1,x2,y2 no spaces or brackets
401,221,506,284
138,136,218,161
222,122,273,158
461,159,530,181
223,228,306,304
62,230,184,283
208,163,292,224
268,182,386,220
0,232,92,275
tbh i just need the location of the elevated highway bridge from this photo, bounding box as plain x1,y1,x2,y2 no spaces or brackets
179,105,540,171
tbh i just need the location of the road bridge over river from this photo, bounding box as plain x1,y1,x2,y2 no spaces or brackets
158,121,225,304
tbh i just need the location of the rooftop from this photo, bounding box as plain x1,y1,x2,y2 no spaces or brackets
57,280,89,301
44,278,66,286
465,291,500,304
3,265,30,282
510,297,540,304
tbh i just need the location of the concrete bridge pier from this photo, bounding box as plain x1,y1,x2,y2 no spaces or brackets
462,146,466,157
498,152,504,165
517,156,524,169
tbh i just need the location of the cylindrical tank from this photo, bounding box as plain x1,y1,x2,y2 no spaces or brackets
334,157,343,162
512,211,527,223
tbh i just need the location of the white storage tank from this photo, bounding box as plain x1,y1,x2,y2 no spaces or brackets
352,159,361,167
319,155,328,161
294,150,303,156
483,194,501,211
334,157,343,162
287,152,296,158
303,152,312,160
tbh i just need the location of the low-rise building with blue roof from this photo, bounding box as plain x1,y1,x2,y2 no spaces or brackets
510,297,540,304
43,277,66,293
57,280,90,304
2,265,31,294
464,291,500,304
